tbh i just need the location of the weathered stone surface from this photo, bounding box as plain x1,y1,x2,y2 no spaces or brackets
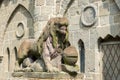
99,2,109,16
61,0,69,9
36,0,45,6
56,3,60,14
31,59,45,72
12,72,84,79
34,6,41,16
115,0,120,10
100,15,109,26
69,15,80,25
34,14,48,21
89,0,100,3
69,7,77,16
114,14,120,23
41,6,53,15
109,2,120,15
46,0,54,6
0,0,120,80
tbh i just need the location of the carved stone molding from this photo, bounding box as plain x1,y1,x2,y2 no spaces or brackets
115,0,120,10
81,4,97,27
15,23,25,38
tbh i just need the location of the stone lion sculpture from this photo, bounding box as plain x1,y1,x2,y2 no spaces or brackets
15,17,78,73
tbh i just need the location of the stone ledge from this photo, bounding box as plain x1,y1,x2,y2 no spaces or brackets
12,72,84,79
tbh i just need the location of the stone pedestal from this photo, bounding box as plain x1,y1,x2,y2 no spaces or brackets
12,72,84,80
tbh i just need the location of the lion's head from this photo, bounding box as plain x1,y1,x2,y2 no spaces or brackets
37,17,70,53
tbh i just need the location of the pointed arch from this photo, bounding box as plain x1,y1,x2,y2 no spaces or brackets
14,47,17,60
6,47,10,72
1,4,33,41
98,34,120,80
78,39,85,73
7,4,33,26
2,4,34,39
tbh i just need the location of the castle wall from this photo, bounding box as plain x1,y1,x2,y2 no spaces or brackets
0,0,120,80
0,0,34,79
66,0,120,80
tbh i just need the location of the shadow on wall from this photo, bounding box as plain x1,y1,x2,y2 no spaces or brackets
0,0,3,7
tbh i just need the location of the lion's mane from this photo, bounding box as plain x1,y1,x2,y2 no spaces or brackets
36,17,69,54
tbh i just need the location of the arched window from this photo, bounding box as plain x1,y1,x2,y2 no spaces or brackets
98,35,120,80
14,47,17,60
78,40,85,73
7,47,10,72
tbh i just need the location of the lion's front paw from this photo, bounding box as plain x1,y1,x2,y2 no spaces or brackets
14,66,22,72
14,67,33,72
22,67,33,72
47,67,60,72
14,67,24,72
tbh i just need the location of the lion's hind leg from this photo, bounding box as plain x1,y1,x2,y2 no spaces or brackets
14,39,33,72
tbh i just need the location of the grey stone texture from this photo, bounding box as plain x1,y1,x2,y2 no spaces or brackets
0,0,120,80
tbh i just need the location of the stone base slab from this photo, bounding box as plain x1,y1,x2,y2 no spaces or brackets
12,72,84,79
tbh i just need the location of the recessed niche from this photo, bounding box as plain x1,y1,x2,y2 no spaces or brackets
81,5,97,27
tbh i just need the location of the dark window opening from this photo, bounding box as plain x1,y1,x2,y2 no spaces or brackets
7,47,10,72
14,47,17,60
78,40,85,73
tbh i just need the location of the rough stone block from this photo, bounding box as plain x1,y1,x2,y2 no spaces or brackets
59,8,65,15
115,0,120,10
110,0,115,4
114,14,120,23
34,22,41,32
100,15,109,26
61,0,70,9
110,23,120,37
55,3,60,14
78,0,89,7
46,0,54,6
56,0,61,3
8,31,16,40
35,31,42,39
36,0,45,6
41,6,53,15
96,26,110,38
99,2,109,16
90,29,98,49
85,49,96,72
69,7,77,16
34,6,41,16
109,2,120,15
109,15,114,25
89,0,100,3
69,24,80,31
35,15,48,21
